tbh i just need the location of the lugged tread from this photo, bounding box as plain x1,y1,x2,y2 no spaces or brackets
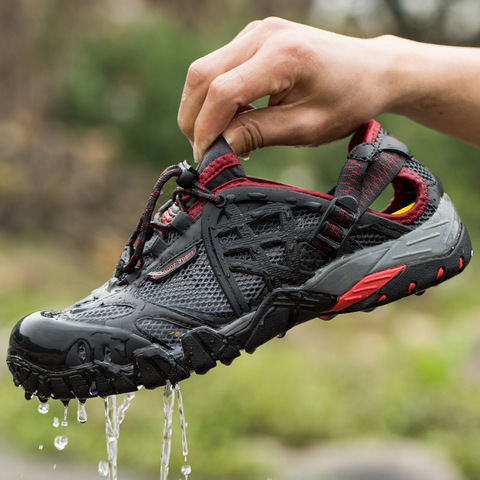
7,228,472,401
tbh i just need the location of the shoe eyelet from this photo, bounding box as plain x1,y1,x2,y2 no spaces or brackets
215,195,226,208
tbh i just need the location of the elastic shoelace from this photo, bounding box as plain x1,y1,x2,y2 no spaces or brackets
118,163,222,275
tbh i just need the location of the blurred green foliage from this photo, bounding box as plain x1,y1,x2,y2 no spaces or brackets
2,2,480,480
61,18,211,166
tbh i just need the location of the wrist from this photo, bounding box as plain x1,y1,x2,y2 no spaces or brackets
366,35,426,117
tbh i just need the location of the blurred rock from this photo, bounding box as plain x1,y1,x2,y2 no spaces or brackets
282,439,465,480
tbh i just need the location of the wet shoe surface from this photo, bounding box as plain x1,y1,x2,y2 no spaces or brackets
7,121,473,401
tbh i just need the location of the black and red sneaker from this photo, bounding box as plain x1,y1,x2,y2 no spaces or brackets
7,120,472,401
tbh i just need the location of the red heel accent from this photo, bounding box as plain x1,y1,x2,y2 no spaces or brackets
408,282,416,293
326,264,406,313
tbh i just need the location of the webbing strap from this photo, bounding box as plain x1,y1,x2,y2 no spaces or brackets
336,136,410,212
310,135,411,256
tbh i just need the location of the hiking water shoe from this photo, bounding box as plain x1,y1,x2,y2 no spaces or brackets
7,120,472,401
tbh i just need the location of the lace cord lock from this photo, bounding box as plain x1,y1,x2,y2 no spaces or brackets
114,245,133,276
176,160,198,188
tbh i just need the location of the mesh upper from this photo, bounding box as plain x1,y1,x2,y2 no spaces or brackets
232,272,266,304
293,208,322,229
350,230,393,248
250,215,281,235
404,157,437,187
404,156,438,226
264,244,287,265
135,244,233,315
135,318,188,347
299,243,327,271
219,230,240,244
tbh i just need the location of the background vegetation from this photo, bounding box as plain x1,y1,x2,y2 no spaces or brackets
1,1,480,479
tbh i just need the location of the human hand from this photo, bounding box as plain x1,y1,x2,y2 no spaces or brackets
178,17,392,161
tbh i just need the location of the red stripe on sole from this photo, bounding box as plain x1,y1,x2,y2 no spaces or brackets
326,264,406,313
436,267,444,280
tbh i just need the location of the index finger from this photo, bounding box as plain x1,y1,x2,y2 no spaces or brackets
177,22,263,142
192,50,295,160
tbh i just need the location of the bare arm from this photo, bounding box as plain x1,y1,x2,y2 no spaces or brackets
177,17,480,161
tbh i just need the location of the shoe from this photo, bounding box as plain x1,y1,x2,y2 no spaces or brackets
7,120,472,401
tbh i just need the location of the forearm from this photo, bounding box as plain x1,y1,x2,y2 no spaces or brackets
375,35,480,147
178,18,480,158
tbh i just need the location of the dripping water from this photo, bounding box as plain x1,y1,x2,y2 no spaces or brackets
77,400,87,423
175,384,191,479
61,403,69,427
105,395,118,480
117,392,136,425
102,392,136,480
54,436,68,450
159,382,191,480
160,381,175,480
38,400,49,414
98,460,109,477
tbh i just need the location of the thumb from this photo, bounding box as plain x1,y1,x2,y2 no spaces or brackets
223,104,326,157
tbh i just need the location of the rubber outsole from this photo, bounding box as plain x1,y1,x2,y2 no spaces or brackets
6,223,472,401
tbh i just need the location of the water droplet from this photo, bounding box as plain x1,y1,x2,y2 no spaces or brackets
98,460,109,477
77,400,87,423
38,444,43,450
54,436,68,450
53,417,60,428
181,464,191,476
89,379,98,396
38,401,49,414
61,404,68,427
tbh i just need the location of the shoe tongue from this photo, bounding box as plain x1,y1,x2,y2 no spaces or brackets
197,136,246,190
347,119,383,152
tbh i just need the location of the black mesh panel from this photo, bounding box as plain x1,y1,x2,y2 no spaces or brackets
293,208,321,229
232,272,266,303
135,318,188,347
250,215,280,235
136,245,233,314
264,244,287,266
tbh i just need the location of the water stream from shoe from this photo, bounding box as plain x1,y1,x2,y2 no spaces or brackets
160,381,191,480
36,382,190,480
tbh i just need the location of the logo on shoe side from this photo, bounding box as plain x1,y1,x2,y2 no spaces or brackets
148,246,198,282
